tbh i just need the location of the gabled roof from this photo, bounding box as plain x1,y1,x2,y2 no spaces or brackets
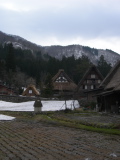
52,69,77,91
22,84,40,96
100,61,120,91
78,65,104,87
52,69,72,82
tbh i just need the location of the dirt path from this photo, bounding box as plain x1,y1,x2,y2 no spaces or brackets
0,119,120,160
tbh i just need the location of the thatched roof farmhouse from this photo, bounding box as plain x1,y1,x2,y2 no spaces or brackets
97,61,120,113
22,84,40,97
77,65,103,99
52,69,77,97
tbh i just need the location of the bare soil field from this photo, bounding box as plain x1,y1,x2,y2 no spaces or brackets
0,113,120,160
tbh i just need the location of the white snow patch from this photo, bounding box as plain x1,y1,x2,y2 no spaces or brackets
0,100,80,112
110,153,117,157
0,114,15,121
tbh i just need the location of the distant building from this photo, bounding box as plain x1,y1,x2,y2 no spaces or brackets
22,84,40,97
97,61,120,113
52,69,77,98
77,65,103,100
0,84,16,95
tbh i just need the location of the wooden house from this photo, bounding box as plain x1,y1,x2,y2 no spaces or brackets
52,69,77,97
22,84,40,97
97,61,120,113
0,84,16,95
77,65,104,100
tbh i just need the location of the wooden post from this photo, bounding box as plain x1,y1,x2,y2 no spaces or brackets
65,99,67,109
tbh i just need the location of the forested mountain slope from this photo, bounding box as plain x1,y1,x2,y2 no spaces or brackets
0,31,120,66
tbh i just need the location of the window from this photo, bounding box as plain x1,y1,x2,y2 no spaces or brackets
98,80,101,83
91,85,94,89
56,76,68,83
83,85,88,89
91,85,96,89
29,90,32,94
85,85,87,89
91,74,95,78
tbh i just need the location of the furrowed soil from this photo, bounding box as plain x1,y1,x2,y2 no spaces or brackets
0,112,120,160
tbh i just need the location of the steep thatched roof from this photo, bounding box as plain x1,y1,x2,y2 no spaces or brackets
78,65,104,88
52,69,77,91
100,61,120,91
22,84,40,96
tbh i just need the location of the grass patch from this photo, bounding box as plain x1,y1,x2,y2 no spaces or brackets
50,117,120,135
32,113,120,135
0,111,120,135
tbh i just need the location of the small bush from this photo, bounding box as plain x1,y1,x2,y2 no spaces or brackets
64,108,72,113
83,101,96,110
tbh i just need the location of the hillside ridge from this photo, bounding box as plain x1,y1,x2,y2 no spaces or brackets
0,31,120,66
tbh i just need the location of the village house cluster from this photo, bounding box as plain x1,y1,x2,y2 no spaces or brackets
0,61,120,114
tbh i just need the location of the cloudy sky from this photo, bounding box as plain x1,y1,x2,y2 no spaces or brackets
0,0,120,53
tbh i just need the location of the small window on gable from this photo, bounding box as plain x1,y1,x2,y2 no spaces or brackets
98,80,101,83
91,85,94,89
29,90,32,94
87,80,89,83
91,74,95,78
56,76,68,83
85,85,87,89
91,85,96,89
83,85,87,89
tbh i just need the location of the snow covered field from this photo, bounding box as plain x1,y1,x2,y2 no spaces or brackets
0,100,79,120
0,114,15,120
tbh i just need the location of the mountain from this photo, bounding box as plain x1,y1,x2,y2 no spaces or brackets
0,31,120,66
42,45,120,66
0,31,42,51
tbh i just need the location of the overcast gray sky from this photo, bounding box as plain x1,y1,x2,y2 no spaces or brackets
0,0,120,53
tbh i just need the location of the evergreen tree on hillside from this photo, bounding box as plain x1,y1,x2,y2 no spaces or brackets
74,55,92,83
0,60,6,81
62,55,76,76
43,73,53,97
0,43,113,89
47,57,60,75
6,43,16,72
97,55,111,77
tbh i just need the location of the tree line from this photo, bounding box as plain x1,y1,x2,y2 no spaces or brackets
0,43,112,94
